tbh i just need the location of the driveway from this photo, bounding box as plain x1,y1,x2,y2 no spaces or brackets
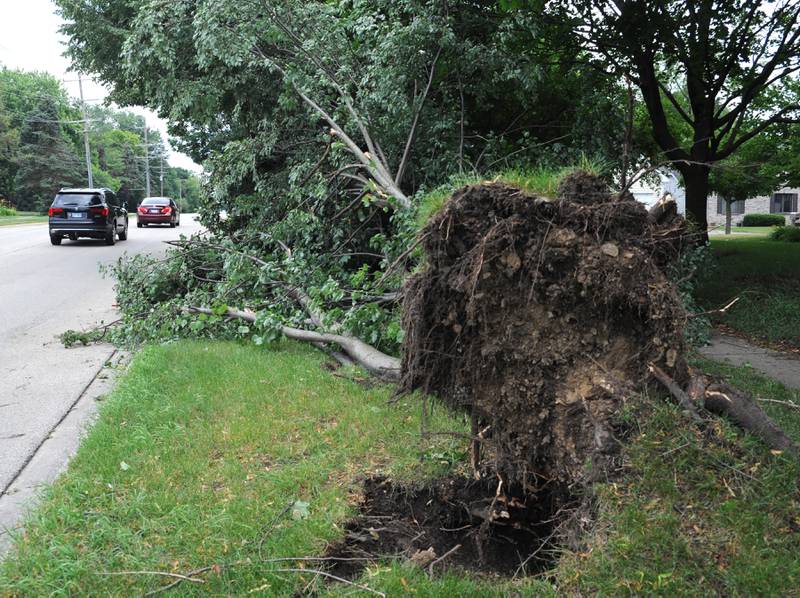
0,217,202,520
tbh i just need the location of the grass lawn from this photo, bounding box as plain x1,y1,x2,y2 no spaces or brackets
724,226,775,236
694,235,800,349
1,342,799,596
557,355,800,596
0,341,548,597
0,212,47,227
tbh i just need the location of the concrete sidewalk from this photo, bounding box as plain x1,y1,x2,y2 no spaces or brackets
699,333,800,390
0,351,128,556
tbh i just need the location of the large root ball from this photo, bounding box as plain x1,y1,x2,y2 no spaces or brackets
401,173,688,495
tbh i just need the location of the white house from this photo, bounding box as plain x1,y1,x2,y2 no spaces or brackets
629,170,798,225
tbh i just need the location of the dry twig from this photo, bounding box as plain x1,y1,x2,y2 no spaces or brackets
427,544,462,578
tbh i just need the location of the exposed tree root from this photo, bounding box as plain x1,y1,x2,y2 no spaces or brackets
653,367,799,456
703,382,799,456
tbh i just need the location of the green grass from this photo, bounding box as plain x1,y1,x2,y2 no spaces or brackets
0,341,549,597
694,235,800,348
0,212,47,227
416,158,605,228
3,341,799,596
556,356,800,596
722,226,775,236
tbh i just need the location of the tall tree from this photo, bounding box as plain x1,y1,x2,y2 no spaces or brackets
12,97,84,211
0,97,19,200
553,0,800,230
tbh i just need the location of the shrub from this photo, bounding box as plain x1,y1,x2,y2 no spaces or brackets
770,226,800,242
742,213,785,227
0,198,16,216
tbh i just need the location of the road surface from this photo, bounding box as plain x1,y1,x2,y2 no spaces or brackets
0,216,202,501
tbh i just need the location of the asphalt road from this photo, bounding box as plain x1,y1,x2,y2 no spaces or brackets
0,216,202,496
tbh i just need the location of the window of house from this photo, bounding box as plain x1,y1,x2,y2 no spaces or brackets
716,197,745,215
771,193,798,213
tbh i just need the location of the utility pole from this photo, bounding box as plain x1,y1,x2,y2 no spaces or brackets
159,153,164,196
178,178,183,202
77,74,93,188
143,118,151,197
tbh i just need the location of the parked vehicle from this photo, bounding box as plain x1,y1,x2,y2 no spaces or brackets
136,197,180,228
48,188,128,246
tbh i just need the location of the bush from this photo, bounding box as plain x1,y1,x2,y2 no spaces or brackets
742,213,785,226
770,226,800,242
0,198,16,216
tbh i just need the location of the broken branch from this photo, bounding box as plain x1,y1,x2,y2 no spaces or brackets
183,306,400,380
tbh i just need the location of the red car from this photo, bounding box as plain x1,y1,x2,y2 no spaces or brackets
136,197,181,228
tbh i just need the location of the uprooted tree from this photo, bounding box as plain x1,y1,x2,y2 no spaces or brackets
401,173,798,507
57,0,800,558
168,172,797,510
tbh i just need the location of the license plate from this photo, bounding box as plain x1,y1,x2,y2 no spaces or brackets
149,209,160,213
68,212,84,219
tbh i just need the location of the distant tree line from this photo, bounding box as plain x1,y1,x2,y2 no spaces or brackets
0,67,202,213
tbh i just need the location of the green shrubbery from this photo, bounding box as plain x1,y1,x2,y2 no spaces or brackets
742,213,785,226
771,225,800,242
0,198,16,216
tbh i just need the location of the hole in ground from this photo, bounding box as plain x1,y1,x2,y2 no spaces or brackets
325,475,564,580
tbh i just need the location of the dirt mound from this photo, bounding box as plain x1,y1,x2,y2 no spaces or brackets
326,476,559,579
401,172,689,498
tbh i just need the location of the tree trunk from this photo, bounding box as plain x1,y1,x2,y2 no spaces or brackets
682,165,710,236
725,199,732,235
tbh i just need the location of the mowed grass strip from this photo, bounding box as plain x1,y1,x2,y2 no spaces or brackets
0,212,47,227
0,341,550,597
556,358,800,596
695,235,800,348
723,226,774,236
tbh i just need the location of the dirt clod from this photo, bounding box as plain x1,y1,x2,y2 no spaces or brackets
401,172,689,500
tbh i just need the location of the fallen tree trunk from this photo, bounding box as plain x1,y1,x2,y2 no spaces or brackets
183,306,400,380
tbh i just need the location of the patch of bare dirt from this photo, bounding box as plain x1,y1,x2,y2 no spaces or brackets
325,476,564,579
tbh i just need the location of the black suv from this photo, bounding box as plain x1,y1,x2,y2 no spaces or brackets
48,188,128,246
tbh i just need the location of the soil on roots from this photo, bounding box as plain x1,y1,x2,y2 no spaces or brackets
401,172,689,501
325,476,564,579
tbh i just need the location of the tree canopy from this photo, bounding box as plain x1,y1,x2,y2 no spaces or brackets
0,66,203,212
549,0,800,228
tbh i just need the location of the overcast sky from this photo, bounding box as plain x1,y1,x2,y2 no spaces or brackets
0,0,201,172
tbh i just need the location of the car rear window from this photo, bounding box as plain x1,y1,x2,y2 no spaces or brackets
53,193,103,207
142,198,170,206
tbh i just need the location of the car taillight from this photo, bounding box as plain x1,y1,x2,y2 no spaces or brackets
48,207,63,217
89,206,109,216
161,207,172,215
137,206,148,214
